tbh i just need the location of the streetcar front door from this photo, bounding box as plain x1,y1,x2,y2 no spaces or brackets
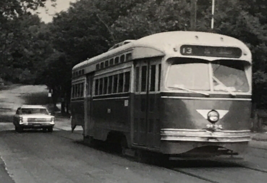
133,59,161,148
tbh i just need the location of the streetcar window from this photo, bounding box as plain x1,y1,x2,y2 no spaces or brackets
118,73,124,93
108,76,113,94
124,72,130,92
105,60,109,67
103,77,108,94
100,62,104,69
135,67,140,92
212,61,249,92
99,78,103,95
150,65,156,91
115,57,119,64
80,83,84,97
158,64,161,91
126,53,132,61
110,58,114,65
120,55,125,62
86,75,93,96
76,84,80,97
113,75,118,93
95,79,99,95
166,61,210,91
141,66,147,92
78,84,81,97
96,64,100,70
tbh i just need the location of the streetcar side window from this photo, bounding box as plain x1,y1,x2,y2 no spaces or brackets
99,78,103,95
135,67,140,92
118,73,124,93
105,60,109,67
141,66,147,92
110,58,114,65
82,83,85,97
126,53,132,61
115,57,119,64
93,71,130,96
158,64,161,91
120,55,125,63
124,72,130,92
103,77,108,94
76,84,80,98
71,83,85,98
113,75,118,93
150,65,156,91
108,76,113,94
95,79,99,96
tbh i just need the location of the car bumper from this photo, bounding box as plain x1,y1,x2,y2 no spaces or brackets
18,123,54,128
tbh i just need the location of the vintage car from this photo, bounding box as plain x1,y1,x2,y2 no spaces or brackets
13,105,55,132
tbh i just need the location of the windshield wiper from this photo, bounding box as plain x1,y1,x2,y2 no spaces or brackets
168,85,210,96
213,76,236,96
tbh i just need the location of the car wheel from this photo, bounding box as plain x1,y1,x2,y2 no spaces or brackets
47,127,53,132
15,126,23,133
42,128,47,132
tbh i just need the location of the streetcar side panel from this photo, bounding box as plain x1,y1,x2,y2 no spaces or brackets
91,96,130,140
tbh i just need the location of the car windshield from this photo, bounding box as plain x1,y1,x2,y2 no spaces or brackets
21,108,48,115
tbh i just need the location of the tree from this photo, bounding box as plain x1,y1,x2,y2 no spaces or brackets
0,0,56,80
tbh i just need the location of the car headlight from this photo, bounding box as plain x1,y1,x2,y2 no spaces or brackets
19,117,24,124
50,117,55,123
207,110,220,123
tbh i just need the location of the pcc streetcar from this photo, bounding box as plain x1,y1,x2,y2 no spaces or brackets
70,31,252,159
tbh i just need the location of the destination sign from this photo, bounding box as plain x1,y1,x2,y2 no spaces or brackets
180,45,242,58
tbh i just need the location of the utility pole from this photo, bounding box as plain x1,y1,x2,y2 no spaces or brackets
211,0,215,29
190,0,197,30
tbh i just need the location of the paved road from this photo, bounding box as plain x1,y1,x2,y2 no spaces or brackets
0,119,267,183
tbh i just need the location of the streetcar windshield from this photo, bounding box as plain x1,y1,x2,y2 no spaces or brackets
212,60,249,93
166,61,210,91
166,58,250,93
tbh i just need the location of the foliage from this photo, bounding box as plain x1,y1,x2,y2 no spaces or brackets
0,0,55,83
2,0,267,109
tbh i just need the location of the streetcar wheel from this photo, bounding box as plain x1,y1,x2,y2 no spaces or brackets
84,136,95,147
136,149,146,163
120,137,128,156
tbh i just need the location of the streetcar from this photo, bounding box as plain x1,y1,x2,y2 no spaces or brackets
70,31,252,159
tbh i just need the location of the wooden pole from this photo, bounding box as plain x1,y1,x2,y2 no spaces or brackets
211,0,215,29
190,0,197,30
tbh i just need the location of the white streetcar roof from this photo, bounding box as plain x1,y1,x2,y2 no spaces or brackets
73,31,251,71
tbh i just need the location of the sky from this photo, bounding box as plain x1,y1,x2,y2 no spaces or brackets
37,0,77,23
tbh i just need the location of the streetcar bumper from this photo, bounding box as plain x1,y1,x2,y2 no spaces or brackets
160,129,251,155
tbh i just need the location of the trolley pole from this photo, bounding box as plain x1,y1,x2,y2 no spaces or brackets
211,0,215,29
190,0,197,30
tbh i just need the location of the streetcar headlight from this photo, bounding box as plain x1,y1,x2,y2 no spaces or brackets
207,110,219,123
